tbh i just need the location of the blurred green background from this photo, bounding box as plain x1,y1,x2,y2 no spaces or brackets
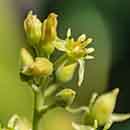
0,0,130,130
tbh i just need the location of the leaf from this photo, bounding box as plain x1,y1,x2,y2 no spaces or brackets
72,122,95,130
78,59,85,86
111,113,130,122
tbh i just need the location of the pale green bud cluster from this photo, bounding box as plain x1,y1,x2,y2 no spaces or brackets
24,11,58,57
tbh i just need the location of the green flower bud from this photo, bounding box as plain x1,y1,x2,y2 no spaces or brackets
41,13,58,42
30,57,53,76
40,13,58,56
56,63,77,82
20,48,33,66
91,88,119,126
24,10,42,45
20,48,34,76
56,88,76,107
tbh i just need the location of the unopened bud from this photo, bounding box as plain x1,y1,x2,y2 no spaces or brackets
91,88,119,126
20,48,33,66
30,57,53,76
24,10,42,45
56,63,77,82
56,88,76,107
41,13,58,42
40,13,58,56
20,48,34,76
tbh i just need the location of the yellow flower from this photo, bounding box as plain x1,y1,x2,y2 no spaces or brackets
55,28,95,61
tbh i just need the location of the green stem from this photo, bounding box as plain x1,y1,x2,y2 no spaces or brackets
54,54,67,69
65,106,89,114
32,91,39,130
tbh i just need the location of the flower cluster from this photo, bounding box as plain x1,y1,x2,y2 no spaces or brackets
21,10,95,87
0,11,129,130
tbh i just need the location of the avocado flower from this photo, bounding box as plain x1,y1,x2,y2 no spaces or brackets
55,29,95,86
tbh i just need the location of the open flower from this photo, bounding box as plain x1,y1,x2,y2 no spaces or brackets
55,29,95,86
55,28,94,61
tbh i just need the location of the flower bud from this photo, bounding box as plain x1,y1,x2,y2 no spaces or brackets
56,88,76,107
24,10,42,45
56,63,77,82
40,13,58,56
30,57,53,76
91,88,119,126
41,13,58,42
20,48,34,76
20,48,33,66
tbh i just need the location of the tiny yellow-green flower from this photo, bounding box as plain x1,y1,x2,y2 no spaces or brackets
55,28,95,62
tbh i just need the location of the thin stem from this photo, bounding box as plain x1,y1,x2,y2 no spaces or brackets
65,106,89,114
32,91,39,130
54,54,67,69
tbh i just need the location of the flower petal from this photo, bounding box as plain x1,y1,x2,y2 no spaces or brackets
78,59,85,87
85,55,95,60
54,38,66,51
86,48,95,54
111,113,130,122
